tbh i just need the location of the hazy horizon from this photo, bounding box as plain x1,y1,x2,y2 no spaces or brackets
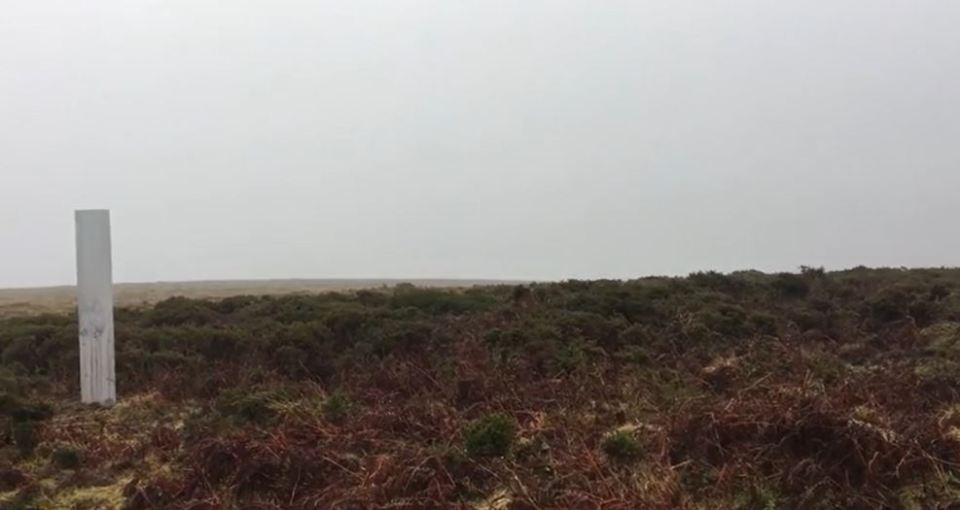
3,1,960,287
0,276,528,291
7,266,960,292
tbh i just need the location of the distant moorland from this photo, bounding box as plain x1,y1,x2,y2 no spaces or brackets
0,278,522,318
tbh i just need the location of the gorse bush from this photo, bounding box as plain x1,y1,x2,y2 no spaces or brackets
696,304,751,338
688,271,746,294
868,286,915,323
51,447,82,469
464,414,516,458
601,431,643,463
217,388,285,425
0,393,53,423
148,297,220,326
390,287,498,315
12,422,36,457
772,273,810,298
321,391,353,423
733,484,779,510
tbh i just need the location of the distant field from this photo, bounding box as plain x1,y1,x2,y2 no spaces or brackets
0,278,521,317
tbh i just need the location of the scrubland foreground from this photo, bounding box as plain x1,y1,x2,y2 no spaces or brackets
1,268,960,509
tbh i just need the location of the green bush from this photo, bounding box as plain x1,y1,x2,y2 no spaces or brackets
930,284,951,302
270,321,337,378
0,393,53,422
914,358,960,386
464,414,516,458
191,328,250,362
789,308,825,332
748,312,778,335
274,345,308,378
697,304,750,338
12,421,37,456
148,297,220,326
869,286,914,323
1,338,39,374
865,284,941,326
390,288,496,315
0,369,21,395
772,273,810,298
615,344,652,365
618,324,652,346
51,447,82,469
800,266,826,278
512,285,532,304
601,431,643,463
361,319,434,357
321,392,353,423
688,271,746,294
217,388,284,425
552,311,627,347
551,337,590,373
733,483,779,510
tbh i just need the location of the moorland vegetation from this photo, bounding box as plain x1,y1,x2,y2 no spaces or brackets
0,268,959,508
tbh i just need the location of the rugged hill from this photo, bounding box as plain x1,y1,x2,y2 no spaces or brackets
0,268,959,508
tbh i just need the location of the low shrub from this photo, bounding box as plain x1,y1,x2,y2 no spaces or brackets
0,393,53,423
697,304,750,338
601,430,643,463
772,273,810,299
148,297,220,326
390,288,496,315
51,447,82,469
217,388,285,425
688,271,746,294
748,312,778,336
733,483,779,510
464,414,516,458
12,422,36,456
869,286,915,323
321,392,353,423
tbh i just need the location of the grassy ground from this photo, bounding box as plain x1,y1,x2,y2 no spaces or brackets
0,268,959,508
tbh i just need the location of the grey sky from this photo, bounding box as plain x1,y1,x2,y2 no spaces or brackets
2,1,959,287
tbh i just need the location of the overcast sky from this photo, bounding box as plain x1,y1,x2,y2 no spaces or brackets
2,1,959,287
